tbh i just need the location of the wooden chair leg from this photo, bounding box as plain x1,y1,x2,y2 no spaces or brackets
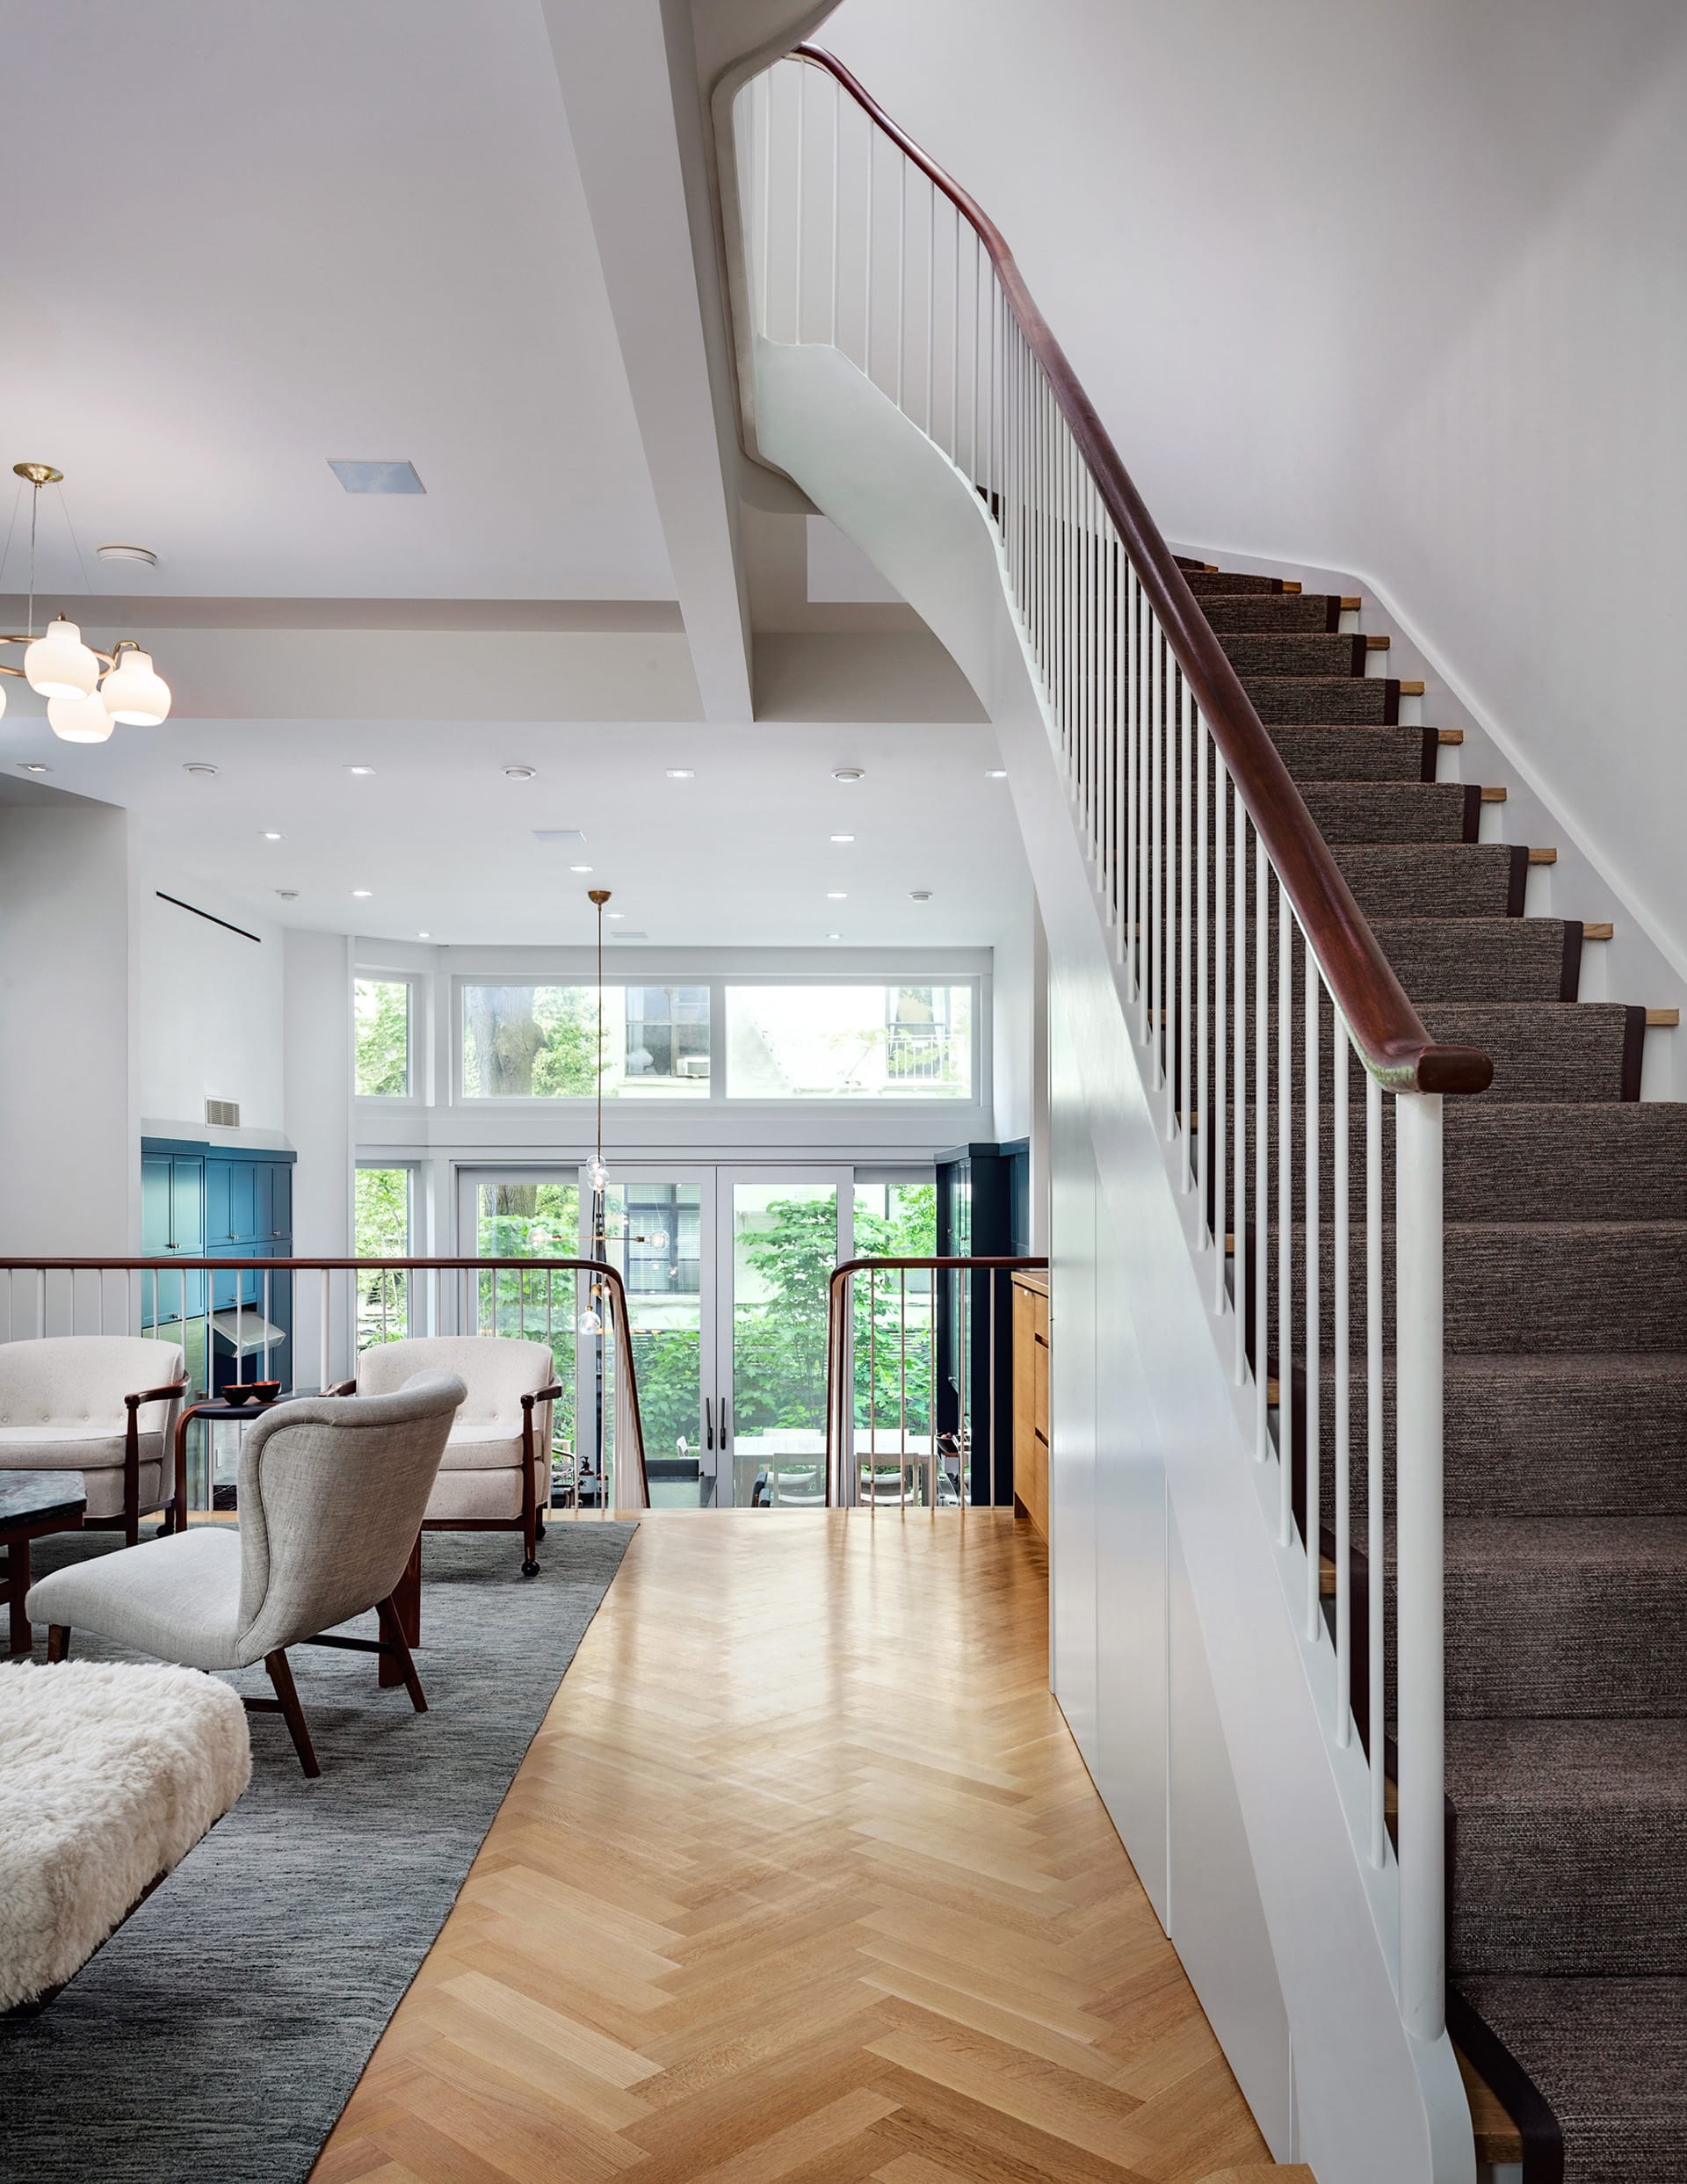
264,1649,321,1777
47,1624,69,1663
375,1595,429,1714
520,1462,540,1578
7,1540,32,1655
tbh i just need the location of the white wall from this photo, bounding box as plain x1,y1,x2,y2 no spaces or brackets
0,791,133,1254
131,874,286,1135
824,0,1687,980
283,928,353,1258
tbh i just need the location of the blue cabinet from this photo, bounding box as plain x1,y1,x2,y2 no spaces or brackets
141,1138,297,1396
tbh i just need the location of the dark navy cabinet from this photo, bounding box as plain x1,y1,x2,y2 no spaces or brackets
141,1139,296,1394
936,1139,1031,1507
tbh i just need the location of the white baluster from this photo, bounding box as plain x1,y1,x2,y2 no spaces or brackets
1304,928,1321,1637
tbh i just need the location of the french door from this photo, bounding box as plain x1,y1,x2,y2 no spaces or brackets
456,1164,850,1508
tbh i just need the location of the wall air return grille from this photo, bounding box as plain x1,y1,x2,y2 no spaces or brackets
206,1098,240,1128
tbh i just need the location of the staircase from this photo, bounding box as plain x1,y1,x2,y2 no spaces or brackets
1198,565,1687,2183
718,40,1687,2184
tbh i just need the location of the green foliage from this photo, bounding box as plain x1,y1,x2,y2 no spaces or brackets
353,1165,409,1347
461,984,606,1098
354,981,409,1096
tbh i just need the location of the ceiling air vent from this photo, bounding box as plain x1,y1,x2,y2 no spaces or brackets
206,1097,240,1128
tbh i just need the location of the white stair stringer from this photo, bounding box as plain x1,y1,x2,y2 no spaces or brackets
753,331,1475,2184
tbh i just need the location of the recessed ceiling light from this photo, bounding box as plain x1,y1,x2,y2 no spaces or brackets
825,932,843,940
909,889,932,902
351,889,373,898
18,761,50,774
503,765,537,780
532,828,585,845
832,766,865,782
96,542,158,567
665,767,695,780
345,764,376,776
827,891,847,899
830,833,854,843
985,768,1007,779
328,459,425,495
612,930,648,940
262,831,282,841
568,864,592,874
417,931,431,939
607,911,625,919
183,762,219,776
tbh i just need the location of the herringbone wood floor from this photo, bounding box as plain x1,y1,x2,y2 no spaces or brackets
310,1511,1278,2184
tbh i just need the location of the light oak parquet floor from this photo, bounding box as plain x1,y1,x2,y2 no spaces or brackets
311,1510,1281,2184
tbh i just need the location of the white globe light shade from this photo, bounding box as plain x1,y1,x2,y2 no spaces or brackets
0,678,7,721
99,649,171,726
47,688,117,743
24,616,99,700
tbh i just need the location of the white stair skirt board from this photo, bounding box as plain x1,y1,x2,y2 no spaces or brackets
752,332,1474,2184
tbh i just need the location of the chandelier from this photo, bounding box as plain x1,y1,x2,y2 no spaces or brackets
0,463,172,742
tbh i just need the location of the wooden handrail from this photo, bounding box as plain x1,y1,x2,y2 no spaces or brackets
3,1256,648,1505
790,45,1490,1099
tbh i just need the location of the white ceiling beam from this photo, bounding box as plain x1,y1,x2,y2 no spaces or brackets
540,0,756,722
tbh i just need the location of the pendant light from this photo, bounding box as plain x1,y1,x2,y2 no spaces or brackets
0,464,173,738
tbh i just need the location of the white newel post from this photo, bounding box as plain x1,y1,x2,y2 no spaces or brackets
1394,1089,1445,2041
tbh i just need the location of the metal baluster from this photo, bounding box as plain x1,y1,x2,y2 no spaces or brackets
829,73,839,348
868,1265,876,1520
894,155,905,411
1209,736,1222,1285
1130,567,1142,1019
924,176,934,435
793,60,804,342
1148,606,1161,1077
1304,932,1321,1638
1334,1014,1352,1743
1278,878,1293,1545
263,1267,272,1382
1367,1070,1386,1861
761,69,773,337
864,109,874,384
1254,820,1270,1454
1179,671,1193,1165
900,1266,908,1508
1396,1090,1447,2041
318,1270,329,1393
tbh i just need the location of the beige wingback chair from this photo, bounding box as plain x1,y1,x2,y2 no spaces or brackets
347,1337,561,1577
0,1337,189,1542
25,1372,466,1776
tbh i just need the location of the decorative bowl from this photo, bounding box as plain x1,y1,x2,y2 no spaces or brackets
243,1380,283,1405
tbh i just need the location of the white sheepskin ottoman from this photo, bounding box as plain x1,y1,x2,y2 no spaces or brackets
0,1660,251,2010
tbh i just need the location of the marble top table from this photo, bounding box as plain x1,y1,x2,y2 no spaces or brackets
1,1471,86,1654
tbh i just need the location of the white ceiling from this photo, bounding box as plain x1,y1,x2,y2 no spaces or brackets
0,1,672,600
0,2,1032,951
86,718,1025,947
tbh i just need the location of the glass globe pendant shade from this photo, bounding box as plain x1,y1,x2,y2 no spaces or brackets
586,1156,608,1194
577,1307,604,1336
99,649,171,726
47,688,117,743
647,1230,670,1252
24,615,99,700
0,678,7,721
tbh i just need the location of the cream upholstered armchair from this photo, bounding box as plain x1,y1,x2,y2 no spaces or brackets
0,1337,189,1543
25,1372,466,1777
346,1337,561,1576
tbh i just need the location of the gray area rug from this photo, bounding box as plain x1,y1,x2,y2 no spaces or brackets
1,1520,636,2184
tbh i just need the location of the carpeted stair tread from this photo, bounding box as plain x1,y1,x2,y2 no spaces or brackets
1271,1219,1687,1357
1334,842,1525,918
1242,676,1401,725
1198,592,1343,633
1457,1977,1687,2184
1220,1003,1640,1103
1181,570,1285,596
1372,917,1580,1001
1448,1718,1687,1977
1432,1516,1687,1718
1310,1353,1687,1519
1218,631,1370,678
1266,724,1436,781
1297,780,1477,844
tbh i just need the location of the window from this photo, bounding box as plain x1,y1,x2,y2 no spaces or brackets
355,979,411,1096
460,983,709,1098
725,983,974,1098
354,1165,411,1346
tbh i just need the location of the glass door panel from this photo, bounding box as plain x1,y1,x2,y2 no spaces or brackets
593,1178,713,1508
461,1169,583,1504
723,1174,848,1508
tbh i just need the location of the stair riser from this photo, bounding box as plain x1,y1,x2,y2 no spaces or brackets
1453,1812,1687,1977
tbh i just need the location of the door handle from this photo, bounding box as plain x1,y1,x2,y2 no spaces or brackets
720,1397,729,1446
704,1396,714,1450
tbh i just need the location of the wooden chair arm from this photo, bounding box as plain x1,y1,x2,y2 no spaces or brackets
521,1383,566,1411
126,1377,191,1412
324,1378,358,1397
